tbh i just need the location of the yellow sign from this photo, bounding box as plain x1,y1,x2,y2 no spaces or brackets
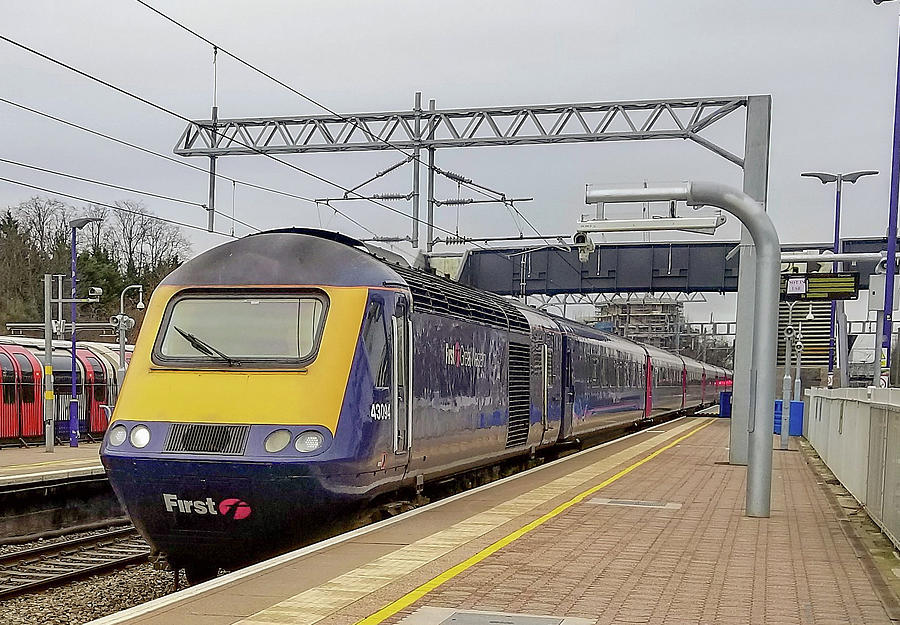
780,272,859,301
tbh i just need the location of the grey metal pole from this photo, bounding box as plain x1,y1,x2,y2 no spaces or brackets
731,94,771,467
828,176,843,374
780,327,793,450
43,274,54,453
412,92,421,248
117,284,141,394
875,310,885,387
55,274,63,339
586,180,781,517
794,341,803,399
837,302,850,388
207,105,218,233
118,308,126,395
691,182,779,517
426,98,436,253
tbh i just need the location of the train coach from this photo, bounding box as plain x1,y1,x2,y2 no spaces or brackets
100,229,730,582
0,338,120,445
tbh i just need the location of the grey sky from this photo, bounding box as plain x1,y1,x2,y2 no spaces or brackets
2,1,898,321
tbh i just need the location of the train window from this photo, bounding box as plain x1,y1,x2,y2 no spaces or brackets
0,353,15,404
157,293,327,365
361,300,390,387
12,354,35,404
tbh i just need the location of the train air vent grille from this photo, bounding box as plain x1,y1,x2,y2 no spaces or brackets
389,264,529,334
506,342,531,448
163,424,250,455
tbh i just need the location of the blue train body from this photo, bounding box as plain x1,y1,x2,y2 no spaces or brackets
100,229,729,577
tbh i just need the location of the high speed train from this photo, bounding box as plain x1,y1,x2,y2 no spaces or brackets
100,229,730,582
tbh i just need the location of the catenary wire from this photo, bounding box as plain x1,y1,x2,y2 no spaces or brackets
0,34,481,247
0,96,318,204
0,175,234,237
134,1,521,210
133,0,563,253
0,156,260,232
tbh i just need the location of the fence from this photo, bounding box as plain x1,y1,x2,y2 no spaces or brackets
805,387,900,550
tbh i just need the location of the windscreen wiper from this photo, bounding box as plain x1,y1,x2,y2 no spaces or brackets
173,326,241,366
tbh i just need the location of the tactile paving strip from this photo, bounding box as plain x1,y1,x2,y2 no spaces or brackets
236,419,705,625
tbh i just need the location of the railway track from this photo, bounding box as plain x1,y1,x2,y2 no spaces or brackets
0,526,150,599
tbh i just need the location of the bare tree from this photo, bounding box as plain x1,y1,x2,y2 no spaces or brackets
104,200,190,277
13,196,70,258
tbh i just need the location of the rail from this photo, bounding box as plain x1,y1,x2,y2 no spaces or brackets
0,526,149,598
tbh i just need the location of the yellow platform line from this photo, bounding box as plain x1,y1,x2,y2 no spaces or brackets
355,418,714,625
0,457,101,472
235,418,712,625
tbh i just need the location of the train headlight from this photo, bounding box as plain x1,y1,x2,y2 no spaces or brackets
108,424,127,446
264,429,291,453
294,430,325,453
130,425,151,448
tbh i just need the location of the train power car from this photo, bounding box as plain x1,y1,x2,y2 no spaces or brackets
100,229,729,582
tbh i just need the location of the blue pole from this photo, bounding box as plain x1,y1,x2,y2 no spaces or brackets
69,227,78,447
829,177,843,374
884,15,900,379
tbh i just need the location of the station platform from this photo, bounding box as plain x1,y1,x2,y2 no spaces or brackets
89,417,899,625
0,442,103,488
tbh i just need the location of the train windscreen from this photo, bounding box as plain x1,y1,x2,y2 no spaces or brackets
158,294,326,363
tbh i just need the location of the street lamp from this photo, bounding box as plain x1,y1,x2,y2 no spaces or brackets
117,284,144,393
874,0,900,381
801,170,878,382
68,216,102,447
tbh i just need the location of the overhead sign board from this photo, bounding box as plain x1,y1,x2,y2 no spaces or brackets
780,272,859,302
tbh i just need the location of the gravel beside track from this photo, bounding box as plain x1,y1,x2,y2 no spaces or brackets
3,562,176,625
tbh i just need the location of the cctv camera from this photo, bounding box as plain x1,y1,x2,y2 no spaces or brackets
784,326,796,339
573,231,588,246
578,247,592,264
136,301,145,310
88,286,103,297
794,341,803,352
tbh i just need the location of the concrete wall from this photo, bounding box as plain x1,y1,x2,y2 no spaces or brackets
805,387,900,550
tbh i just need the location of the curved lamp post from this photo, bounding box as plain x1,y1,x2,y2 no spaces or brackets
117,284,144,393
586,181,780,517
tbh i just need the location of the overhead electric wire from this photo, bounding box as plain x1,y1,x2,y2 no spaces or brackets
0,156,261,232
135,1,515,203
133,0,537,242
0,34,482,247
136,0,563,255
0,175,234,238
0,97,320,208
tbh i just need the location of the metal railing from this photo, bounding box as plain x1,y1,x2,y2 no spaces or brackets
805,387,900,549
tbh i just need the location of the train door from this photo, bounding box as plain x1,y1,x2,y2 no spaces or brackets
12,352,41,437
540,332,563,445
561,332,574,439
0,351,18,439
390,296,411,455
541,343,549,434
85,355,109,434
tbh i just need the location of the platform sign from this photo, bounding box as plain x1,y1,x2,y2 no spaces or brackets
780,272,859,302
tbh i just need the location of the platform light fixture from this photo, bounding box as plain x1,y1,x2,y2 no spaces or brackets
67,216,103,448
800,170,878,383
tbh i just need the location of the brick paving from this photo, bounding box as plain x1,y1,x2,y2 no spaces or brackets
388,421,894,625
